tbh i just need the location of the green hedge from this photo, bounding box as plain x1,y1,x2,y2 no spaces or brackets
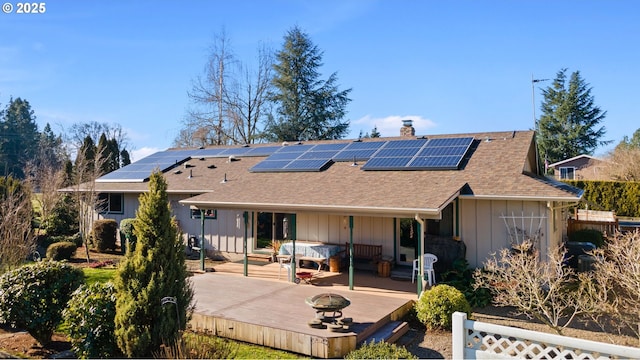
565,180,640,217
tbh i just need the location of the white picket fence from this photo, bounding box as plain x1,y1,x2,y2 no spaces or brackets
452,312,640,359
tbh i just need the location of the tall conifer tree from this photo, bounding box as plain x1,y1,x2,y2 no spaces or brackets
265,26,351,141
114,171,193,357
536,69,610,164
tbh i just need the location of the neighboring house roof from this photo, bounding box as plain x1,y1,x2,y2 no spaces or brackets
548,154,604,168
72,130,583,217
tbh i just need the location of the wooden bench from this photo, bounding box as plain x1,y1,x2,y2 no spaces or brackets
342,243,383,271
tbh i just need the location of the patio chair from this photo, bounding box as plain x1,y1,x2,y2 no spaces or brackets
412,253,438,286
277,254,292,280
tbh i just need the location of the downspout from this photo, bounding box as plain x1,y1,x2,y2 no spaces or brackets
415,214,425,296
393,218,397,263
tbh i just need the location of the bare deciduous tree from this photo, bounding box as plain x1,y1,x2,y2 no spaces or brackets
69,145,108,262
473,242,590,335
175,30,273,147
602,146,640,181
581,231,640,343
25,160,66,234
0,179,35,273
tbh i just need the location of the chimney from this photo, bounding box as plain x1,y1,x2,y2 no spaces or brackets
400,119,415,137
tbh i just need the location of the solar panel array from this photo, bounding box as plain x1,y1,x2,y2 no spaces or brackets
361,137,474,171
98,145,283,182
98,137,475,181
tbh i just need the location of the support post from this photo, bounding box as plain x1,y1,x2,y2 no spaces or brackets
200,209,205,272
349,215,354,290
416,218,423,295
243,211,248,277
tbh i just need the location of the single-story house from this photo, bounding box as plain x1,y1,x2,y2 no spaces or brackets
548,154,609,181
73,121,583,292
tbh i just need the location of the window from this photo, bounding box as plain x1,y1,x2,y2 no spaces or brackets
97,193,123,214
559,167,575,180
190,208,217,219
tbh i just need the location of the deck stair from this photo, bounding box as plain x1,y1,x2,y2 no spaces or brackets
360,321,409,344
246,253,273,262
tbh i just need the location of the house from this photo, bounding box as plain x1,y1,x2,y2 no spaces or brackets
548,155,609,181
77,122,583,288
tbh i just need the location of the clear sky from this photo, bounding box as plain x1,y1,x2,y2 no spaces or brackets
2,0,639,161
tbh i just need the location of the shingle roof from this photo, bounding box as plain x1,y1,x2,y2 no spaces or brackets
82,130,583,216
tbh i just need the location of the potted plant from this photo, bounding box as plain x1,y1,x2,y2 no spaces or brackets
269,239,282,262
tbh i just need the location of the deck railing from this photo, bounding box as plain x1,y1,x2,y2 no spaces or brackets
452,312,640,359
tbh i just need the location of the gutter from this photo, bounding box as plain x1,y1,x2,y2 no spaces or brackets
180,200,442,218
458,194,582,203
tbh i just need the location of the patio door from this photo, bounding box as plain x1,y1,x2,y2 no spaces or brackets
398,218,419,266
255,212,295,250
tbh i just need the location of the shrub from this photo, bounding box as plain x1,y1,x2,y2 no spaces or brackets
44,194,79,236
415,284,471,331
63,282,121,359
92,219,118,252
0,261,84,345
119,218,136,252
440,258,492,308
345,340,417,359
568,228,605,247
46,241,77,260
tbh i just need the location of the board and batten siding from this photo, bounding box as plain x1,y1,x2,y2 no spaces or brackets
289,213,395,255
459,198,552,268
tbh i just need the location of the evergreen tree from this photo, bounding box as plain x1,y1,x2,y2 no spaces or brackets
265,26,351,142
0,97,39,178
370,125,381,138
37,123,65,170
120,149,131,167
536,69,610,164
97,133,120,174
75,136,96,181
114,171,193,357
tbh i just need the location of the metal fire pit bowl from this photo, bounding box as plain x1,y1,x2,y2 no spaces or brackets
305,293,351,319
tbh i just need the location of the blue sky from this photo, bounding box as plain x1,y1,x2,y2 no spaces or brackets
2,0,639,161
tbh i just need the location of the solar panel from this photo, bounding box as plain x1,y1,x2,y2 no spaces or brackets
332,149,378,162
361,157,413,170
309,143,349,151
343,141,387,150
277,144,315,153
427,137,474,147
284,159,333,171
408,155,462,169
263,151,303,161
375,147,422,158
382,139,427,149
245,146,282,157
299,150,341,160
250,160,292,172
417,146,467,157
219,147,254,156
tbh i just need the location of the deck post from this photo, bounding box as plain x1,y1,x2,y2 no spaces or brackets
243,211,248,277
349,215,354,290
200,209,205,271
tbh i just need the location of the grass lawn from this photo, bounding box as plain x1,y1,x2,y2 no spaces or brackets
82,267,117,285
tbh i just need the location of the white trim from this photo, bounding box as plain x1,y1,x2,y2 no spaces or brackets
548,154,602,167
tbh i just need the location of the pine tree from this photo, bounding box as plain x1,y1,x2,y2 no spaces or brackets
114,171,193,357
265,26,351,141
536,69,610,164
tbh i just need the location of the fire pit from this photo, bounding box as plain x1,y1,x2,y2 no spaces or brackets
305,293,351,319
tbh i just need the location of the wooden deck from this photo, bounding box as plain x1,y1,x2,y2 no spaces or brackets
189,261,418,358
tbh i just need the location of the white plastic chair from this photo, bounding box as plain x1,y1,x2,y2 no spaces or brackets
277,254,292,280
412,253,438,286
